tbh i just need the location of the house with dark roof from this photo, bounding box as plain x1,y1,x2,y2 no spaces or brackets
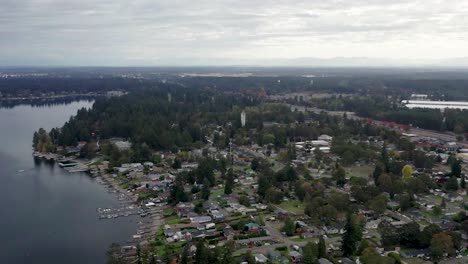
175,202,194,217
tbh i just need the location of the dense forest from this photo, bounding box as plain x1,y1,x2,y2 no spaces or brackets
35,83,313,156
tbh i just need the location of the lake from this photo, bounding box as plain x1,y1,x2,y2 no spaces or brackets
0,101,136,264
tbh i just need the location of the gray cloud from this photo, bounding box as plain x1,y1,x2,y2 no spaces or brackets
1,0,468,66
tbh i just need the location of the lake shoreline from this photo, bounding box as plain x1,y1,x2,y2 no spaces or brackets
32,151,164,260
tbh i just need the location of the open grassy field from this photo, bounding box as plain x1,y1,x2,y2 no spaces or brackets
278,199,305,215
345,164,374,178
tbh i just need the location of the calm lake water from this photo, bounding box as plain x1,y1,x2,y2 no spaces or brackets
0,101,136,264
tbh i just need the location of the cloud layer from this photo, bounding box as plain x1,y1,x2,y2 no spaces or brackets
1,0,468,66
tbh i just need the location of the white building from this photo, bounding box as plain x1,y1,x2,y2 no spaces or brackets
241,110,246,127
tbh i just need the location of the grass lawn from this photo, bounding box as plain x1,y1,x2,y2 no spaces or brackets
165,216,182,225
290,236,318,243
278,200,305,215
163,207,175,216
345,164,374,178
210,188,224,198
290,236,305,242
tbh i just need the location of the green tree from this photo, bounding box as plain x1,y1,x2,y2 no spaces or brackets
445,176,459,192
448,231,462,250
303,242,319,264
398,193,414,211
372,162,384,183
430,232,455,262
195,239,209,264
201,179,211,200
257,175,272,198
264,187,283,204
153,154,162,164
238,195,250,207
399,222,420,248
377,173,395,195
378,221,399,247
245,250,255,264
342,214,362,256
224,168,234,194
318,235,327,258
250,158,261,171
282,218,296,236
433,205,442,216
333,165,346,187
420,224,442,248
368,194,388,215
283,165,297,182
172,157,182,169
381,143,389,172
451,159,462,177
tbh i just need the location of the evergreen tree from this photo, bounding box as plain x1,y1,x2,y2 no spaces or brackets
245,251,255,264
318,235,327,258
451,159,462,177
172,157,182,169
180,248,189,264
303,242,318,264
224,168,234,194
445,176,459,192
342,214,362,257
201,179,211,200
282,218,296,236
195,239,209,264
372,162,384,184
381,143,389,172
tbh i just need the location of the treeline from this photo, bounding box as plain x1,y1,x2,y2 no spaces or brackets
315,96,468,134
0,77,150,97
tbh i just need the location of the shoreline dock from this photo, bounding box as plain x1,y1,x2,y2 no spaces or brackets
33,151,165,251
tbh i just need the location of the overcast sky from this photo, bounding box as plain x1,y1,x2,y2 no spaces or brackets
1,0,468,66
